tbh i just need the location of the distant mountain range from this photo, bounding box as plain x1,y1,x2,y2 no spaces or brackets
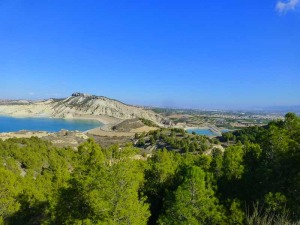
255,105,300,114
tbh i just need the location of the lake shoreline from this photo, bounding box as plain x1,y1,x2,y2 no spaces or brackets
0,130,50,140
0,113,119,125
185,126,223,137
0,114,107,134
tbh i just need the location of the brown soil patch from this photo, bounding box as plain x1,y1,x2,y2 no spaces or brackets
130,126,159,133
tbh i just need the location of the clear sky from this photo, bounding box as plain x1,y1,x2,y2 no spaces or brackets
1,0,299,109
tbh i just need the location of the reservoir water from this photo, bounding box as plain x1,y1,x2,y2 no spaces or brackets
221,129,231,133
0,115,103,132
186,128,217,136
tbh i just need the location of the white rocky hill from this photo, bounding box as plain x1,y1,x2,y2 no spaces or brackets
0,93,169,125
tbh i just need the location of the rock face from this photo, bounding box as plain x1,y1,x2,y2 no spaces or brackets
0,93,166,124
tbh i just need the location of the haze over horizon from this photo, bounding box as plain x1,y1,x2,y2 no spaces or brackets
1,0,299,109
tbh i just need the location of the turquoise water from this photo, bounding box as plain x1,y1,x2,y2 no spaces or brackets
221,129,230,133
187,128,216,136
0,115,103,132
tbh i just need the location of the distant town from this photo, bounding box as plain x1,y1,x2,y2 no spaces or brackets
151,107,286,129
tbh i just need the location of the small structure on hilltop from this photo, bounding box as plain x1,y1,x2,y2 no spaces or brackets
72,92,84,97
72,92,98,98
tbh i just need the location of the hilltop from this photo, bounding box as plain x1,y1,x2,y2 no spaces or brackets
0,93,169,125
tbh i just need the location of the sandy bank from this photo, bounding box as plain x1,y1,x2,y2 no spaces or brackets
87,128,134,137
86,125,159,137
0,131,50,140
70,114,121,125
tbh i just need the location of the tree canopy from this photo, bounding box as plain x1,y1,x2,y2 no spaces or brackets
0,113,300,224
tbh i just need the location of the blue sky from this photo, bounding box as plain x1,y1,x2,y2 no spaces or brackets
1,0,299,109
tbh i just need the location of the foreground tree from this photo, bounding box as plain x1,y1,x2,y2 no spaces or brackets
53,139,150,224
0,168,20,224
159,166,225,225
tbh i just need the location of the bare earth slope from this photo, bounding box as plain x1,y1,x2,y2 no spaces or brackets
0,94,166,125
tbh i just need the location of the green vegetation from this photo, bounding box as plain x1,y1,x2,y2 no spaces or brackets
139,118,159,127
0,138,149,224
135,128,211,153
1,113,300,224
